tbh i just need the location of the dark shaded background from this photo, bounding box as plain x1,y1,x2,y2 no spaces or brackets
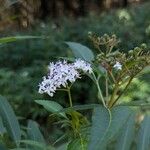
0,0,148,30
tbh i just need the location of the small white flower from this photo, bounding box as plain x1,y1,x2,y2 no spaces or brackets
113,62,122,70
73,59,92,73
38,59,92,97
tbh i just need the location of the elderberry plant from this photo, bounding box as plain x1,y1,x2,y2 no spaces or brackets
36,33,150,150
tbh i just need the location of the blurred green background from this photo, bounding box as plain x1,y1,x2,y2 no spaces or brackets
0,0,150,123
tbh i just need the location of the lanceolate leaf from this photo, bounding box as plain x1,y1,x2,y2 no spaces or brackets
11,148,30,150
0,95,21,146
27,120,45,144
58,104,100,114
66,42,94,62
102,106,132,146
13,140,55,150
35,100,67,118
0,117,6,135
56,143,68,150
119,101,150,107
0,143,7,150
115,112,136,150
137,115,150,150
0,36,42,45
88,106,110,150
20,140,47,150
88,106,132,150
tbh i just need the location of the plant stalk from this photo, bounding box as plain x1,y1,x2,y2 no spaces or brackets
108,83,119,108
105,72,109,100
92,72,106,107
67,87,73,107
111,77,133,107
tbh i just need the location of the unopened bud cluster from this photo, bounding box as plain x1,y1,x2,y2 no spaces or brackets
91,33,150,78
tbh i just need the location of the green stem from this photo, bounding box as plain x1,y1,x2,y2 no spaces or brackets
67,87,73,107
97,46,103,53
108,70,116,83
105,72,109,100
97,80,106,107
108,83,119,108
92,72,106,108
111,77,133,107
108,45,114,53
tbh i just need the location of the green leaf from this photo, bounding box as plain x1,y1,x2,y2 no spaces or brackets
119,101,150,107
27,120,45,144
56,143,68,150
0,117,6,135
115,112,136,150
0,143,7,150
35,100,67,118
12,140,55,150
0,36,42,45
88,106,110,150
53,133,67,145
20,140,47,150
0,95,21,146
11,148,30,150
65,42,94,62
58,104,100,114
137,115,150,150
88,106,132,150
93,65,106,76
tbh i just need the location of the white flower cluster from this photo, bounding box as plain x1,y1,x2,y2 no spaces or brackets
74,59,92,73
38,59,92,97
113,61,122,70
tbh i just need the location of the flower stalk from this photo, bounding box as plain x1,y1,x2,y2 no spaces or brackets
92,72,106,108
67,86,73,107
